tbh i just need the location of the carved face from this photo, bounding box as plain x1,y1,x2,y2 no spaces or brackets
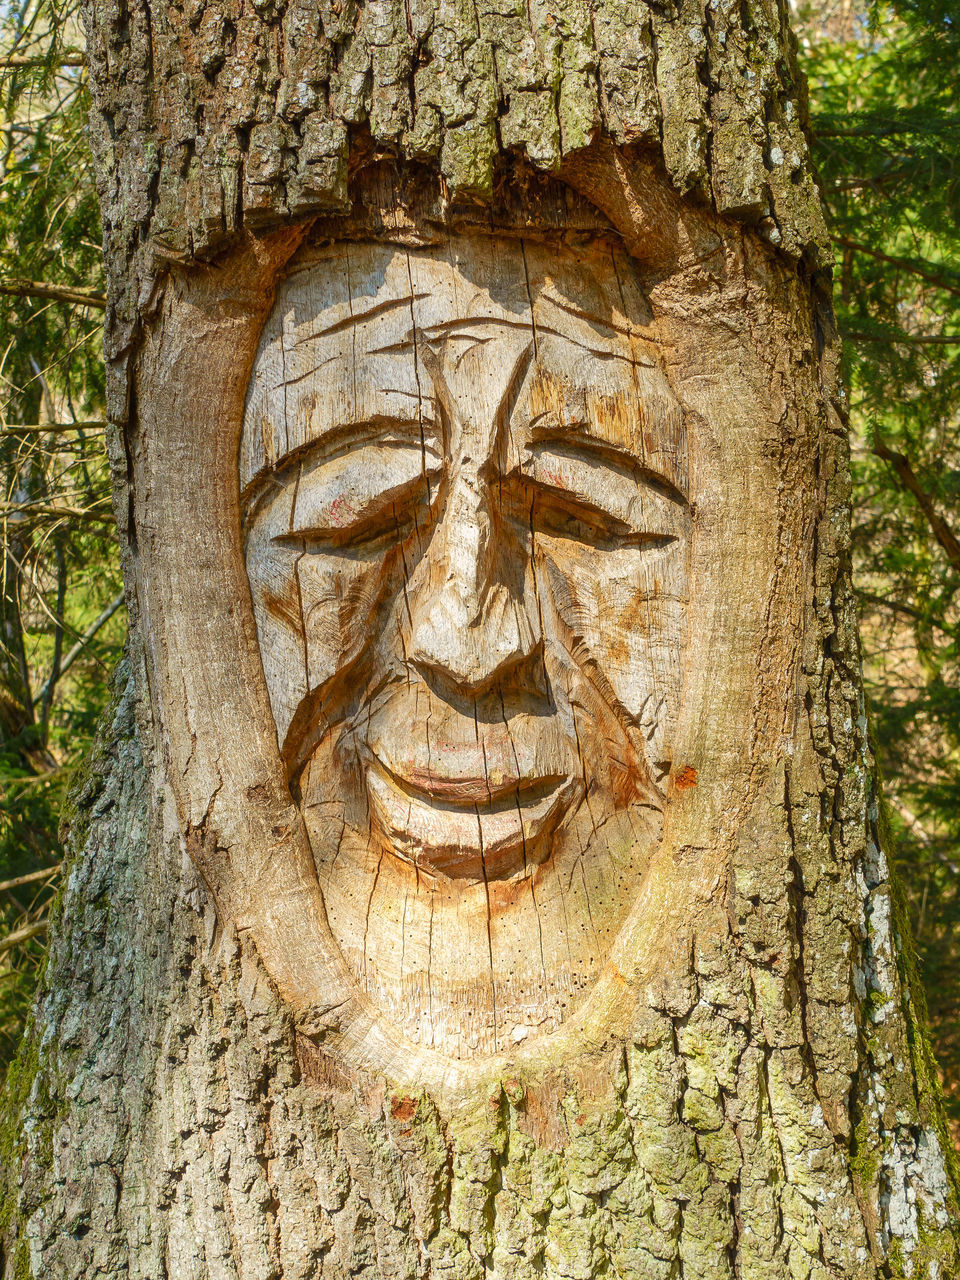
241,234,689,1057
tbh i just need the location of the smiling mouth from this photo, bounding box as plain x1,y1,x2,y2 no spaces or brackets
375,759,566,811
364,755,580,878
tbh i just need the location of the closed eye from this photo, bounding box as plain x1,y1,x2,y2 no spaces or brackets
508,440,687,548
241,414,440,521
525,429,687,506
271,438,441,552
522,482,679,550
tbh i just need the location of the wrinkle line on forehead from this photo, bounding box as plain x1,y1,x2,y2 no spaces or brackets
535,291,654,354
290,293,428,347
358,319,657,366
242,237,683,491
281,280,656,362
271,352,343,391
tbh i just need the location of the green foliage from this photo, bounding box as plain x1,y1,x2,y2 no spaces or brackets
798,0,960,1128
0,0,122,1074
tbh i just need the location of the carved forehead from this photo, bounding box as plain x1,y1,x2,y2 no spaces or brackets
240,233,681,490
277,234,652,339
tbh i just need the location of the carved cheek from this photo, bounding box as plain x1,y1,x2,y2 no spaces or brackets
597,548,688,769
244,495,308,748
537,542,687,761
245,508,399,744
296,550,395,692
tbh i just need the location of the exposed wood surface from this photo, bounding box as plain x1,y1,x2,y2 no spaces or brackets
242,232,687,1057
15,161,939,1273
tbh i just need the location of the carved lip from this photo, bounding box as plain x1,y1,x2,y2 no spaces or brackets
376,759,566,810
363,755,581,876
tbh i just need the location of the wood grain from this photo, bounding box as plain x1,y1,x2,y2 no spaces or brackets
241,233,689,1057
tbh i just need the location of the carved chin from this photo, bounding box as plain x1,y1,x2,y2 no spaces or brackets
364,756,582,880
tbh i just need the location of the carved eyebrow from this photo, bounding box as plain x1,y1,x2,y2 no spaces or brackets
365,316,535,355
536,292,656,355
365,316,655,366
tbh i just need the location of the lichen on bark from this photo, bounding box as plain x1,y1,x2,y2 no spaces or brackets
82,0,828,357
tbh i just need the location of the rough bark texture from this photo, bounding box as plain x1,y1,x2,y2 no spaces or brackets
84,0,829,359
2,629,957,1280
1,622,958,1279
2,0,959,1278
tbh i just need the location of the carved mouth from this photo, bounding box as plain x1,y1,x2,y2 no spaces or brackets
376,759,566,810
363,755,580,878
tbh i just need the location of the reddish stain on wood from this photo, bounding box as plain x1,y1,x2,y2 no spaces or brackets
390,1095,417,1122
503,1077,524,1104
674,765,698,790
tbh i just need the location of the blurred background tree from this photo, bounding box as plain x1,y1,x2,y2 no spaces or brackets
0,0,122,1067
0,0,957,1143
795,0,960,1134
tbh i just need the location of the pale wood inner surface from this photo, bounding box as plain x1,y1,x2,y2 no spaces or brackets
241,233,689,1058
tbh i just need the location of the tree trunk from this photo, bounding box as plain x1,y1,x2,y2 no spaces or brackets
2,0,958,1277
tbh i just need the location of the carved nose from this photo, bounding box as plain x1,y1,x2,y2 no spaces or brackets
407,475,540,695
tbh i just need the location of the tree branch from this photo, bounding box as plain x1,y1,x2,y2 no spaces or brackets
856,589,955,639
0,56,85,68
0,502,114,523
890,799,960,877
873,435,960,575
32,591,124,707
857,590,923,623
0,421,106,433
39,542,68,739
0,280,106,309
835,236,960,299
847,330,960,346
0,921,46,955
0,865,60,893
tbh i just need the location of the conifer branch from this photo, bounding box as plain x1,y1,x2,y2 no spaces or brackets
0,921,47,955
873,434,960,576
0,866,60,894
0,501,113,523
31,592,124,708
835,236,960,299
0,421,106,433
0,279,105,308
0,55,85,68
846,330,960,346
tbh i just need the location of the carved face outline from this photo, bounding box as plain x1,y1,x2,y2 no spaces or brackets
240,233,690,1057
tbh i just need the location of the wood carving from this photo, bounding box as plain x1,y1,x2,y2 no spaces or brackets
240,234,689,1058
4,0,959,1266
113,157,828,1116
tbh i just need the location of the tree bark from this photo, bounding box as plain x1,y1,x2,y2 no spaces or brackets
2,0,958,1277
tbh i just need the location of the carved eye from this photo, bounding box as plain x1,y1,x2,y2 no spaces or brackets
514,442,686,550
524,486,634,547
277,440,442,551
